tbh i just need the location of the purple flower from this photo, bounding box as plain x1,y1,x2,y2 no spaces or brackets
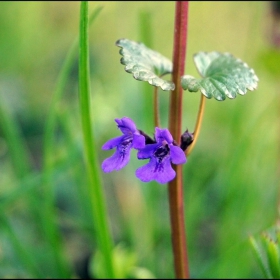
101,117,145,172
135,127,186,184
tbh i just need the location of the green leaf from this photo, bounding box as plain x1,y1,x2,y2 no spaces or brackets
116,38,175,91
181,51,259,101
249,236,272,279
262,234,280,279
90,243,155,279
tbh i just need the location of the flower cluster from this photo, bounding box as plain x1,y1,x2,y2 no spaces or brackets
101,117,187,184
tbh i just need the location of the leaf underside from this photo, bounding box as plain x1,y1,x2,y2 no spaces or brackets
181,52,259,101
116,38,175,91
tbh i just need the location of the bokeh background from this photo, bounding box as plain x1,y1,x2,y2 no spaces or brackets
0,1,280,278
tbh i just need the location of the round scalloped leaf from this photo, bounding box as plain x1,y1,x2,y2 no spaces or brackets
181,52,259,101
116,38,175,91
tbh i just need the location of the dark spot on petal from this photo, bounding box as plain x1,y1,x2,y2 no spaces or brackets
119,135,133,159
154,144,170,164
154,162,164,173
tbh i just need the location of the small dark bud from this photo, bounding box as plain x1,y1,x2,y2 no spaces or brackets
180,129,194,151
138,129,156,145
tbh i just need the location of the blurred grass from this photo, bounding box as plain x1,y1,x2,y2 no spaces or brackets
0,1,279,278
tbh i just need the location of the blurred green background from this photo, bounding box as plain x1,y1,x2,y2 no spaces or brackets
0,1,280,278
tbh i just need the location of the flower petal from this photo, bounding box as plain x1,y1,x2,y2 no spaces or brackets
102,135,124,150
115,117,137,134
170,146,187,164
135,157,176,184
101,148,131,172
132,134,145,149
153,159,176,184
137,143,159,159
155,127,173,144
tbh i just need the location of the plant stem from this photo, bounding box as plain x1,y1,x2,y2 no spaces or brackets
168,1,190,279
79,2,115,278
186,94,206,156
154,86,160,127
40,6,103,277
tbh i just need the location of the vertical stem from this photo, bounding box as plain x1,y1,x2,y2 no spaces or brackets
154,86,160,127
79,2,115,278
168,1,190,279
40,8,102,277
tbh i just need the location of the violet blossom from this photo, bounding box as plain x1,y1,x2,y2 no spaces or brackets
101,117,145,172
135,127,186,184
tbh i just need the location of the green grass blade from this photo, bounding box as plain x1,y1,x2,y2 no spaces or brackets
79,2,115,278
0,97,31,177
266,238,280,278
0,216,44,278
39,5,103,278
249,236,272,279
0,143,81,212
43,6,103,166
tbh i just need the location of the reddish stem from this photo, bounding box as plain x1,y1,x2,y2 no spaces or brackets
154,85,160,128
168,1,190,279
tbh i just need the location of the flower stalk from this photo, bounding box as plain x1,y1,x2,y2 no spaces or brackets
186,94,206,156
168,1,190,279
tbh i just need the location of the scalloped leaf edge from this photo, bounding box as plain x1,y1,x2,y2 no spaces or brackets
181,51,259,101
116,38,175,91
